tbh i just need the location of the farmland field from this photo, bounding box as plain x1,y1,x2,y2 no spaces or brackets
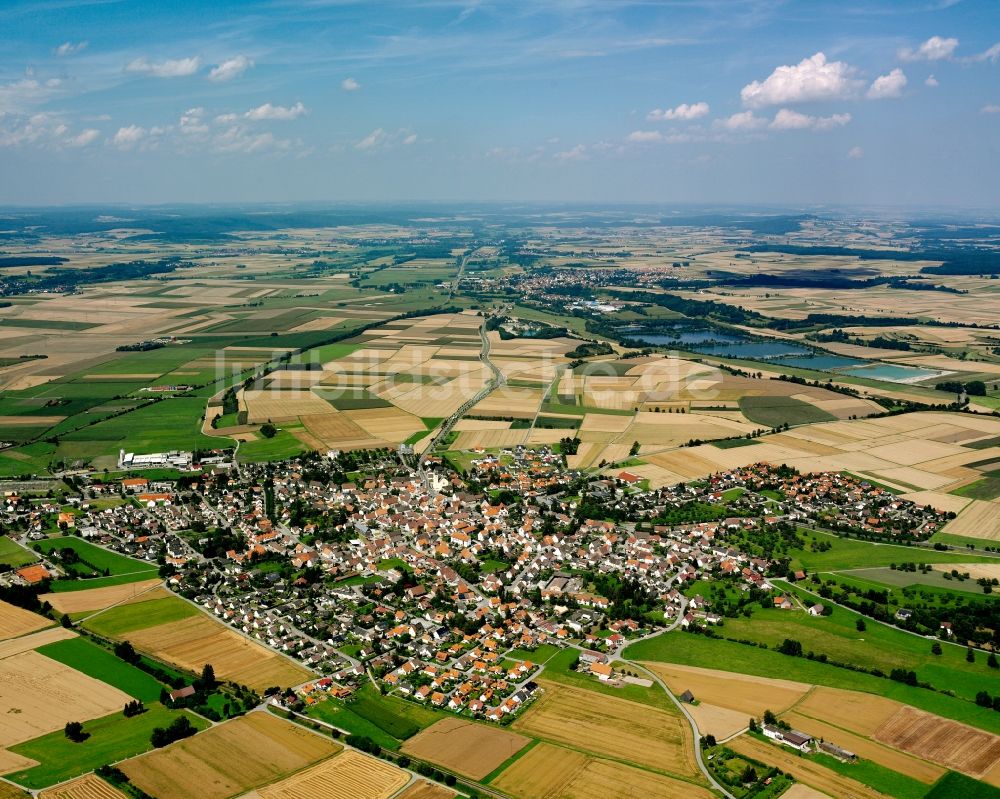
0,646,131,747
41,578,163,615
0,600,52,640
38,774,128,799
36,538,158,584
7,704,207,789
875,705,1000,777
249,750,408,799
114,610,311,690
120,713,339,799
402,717,531,780
629,630,1000,734
728,735,893,799
396,782,455,799
36,636,165,702
511,680,698,778
491,741,714,799
81,595,199,638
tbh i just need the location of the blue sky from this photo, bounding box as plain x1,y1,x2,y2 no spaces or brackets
1,0,998,207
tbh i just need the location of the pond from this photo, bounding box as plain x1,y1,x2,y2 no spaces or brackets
838,363,946,384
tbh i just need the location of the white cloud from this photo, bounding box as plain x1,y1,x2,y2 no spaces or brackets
626,130,663,142
899,36,958,62
970,42,1000,64
982,104,1000,114
67,128,99,147
213,126,293,154
179,107,208,134
867,68,907,99
356,128,385,150
209,55,253,82
125,56,201,78
0,78,63,114
713,110,767,131
741,52,861,108
647,101,709,121
848,145,864,159
354,127,417,151
244,101,306,121
770,108,851,131
341,77,361,92
55,41,87,57
214,113,238,124
111,125,146,148
553,143,587,160
925,74,939,87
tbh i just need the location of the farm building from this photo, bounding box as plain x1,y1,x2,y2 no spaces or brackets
762,724,813,752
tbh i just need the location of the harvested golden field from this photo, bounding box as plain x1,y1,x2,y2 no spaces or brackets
728,735,892,799
780,786,832,799
0,783,30,799
782,711,945,784
395,781,455,799
41,579,163,615
943,499,1000,541
0,748,38,774
492,742,714,799
0,627,73,659
930,562,1000,581
243,390,334,423
0,601,52,640
686,702,749,742
343,406,425,441
0,649,131,746
300,412,380,450
453,429,530,450
793,687,899,738
124,614,311,691
874,705,1000,776
512,680,697,778
644,662,811,717
402,717,530,780
252,750,408,799
472,386,544,418
39,773,129,799
121,712,338,799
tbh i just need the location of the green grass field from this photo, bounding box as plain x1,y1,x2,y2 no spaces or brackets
924,772,1000,799
0,536,38,567
713,592,1000,704
237,429,308,462
738,395,836,427
82,596,199,638
789,529,999,571
36,637,165,702
625,631,1000,734
48,571,162,593
37,537,158,580
306,698,401,750
543,648,677,712
811,751,928,799
838,566,997,595
6,704,207,790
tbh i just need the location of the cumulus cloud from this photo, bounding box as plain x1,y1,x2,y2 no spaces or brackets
354,127,417,151
867,68,907,99
770,108,851,131
125,56,201,78
848,145,864,159
244,101,306,121
626,130,663,142
213,126,293,154
66,128,100,147
899,36,958,62
55,41,87,56
741,52,861,107
983,104,1000,114
713,110,767,131
0,77,63,113
209,55,253,82
0,112,96,149
970,42,1000,64
341,77,361,91
647,101,709,121
402,132,417,145
111,125,146,148
925,74,939,87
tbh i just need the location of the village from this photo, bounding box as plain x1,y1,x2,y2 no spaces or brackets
0,449,949,729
